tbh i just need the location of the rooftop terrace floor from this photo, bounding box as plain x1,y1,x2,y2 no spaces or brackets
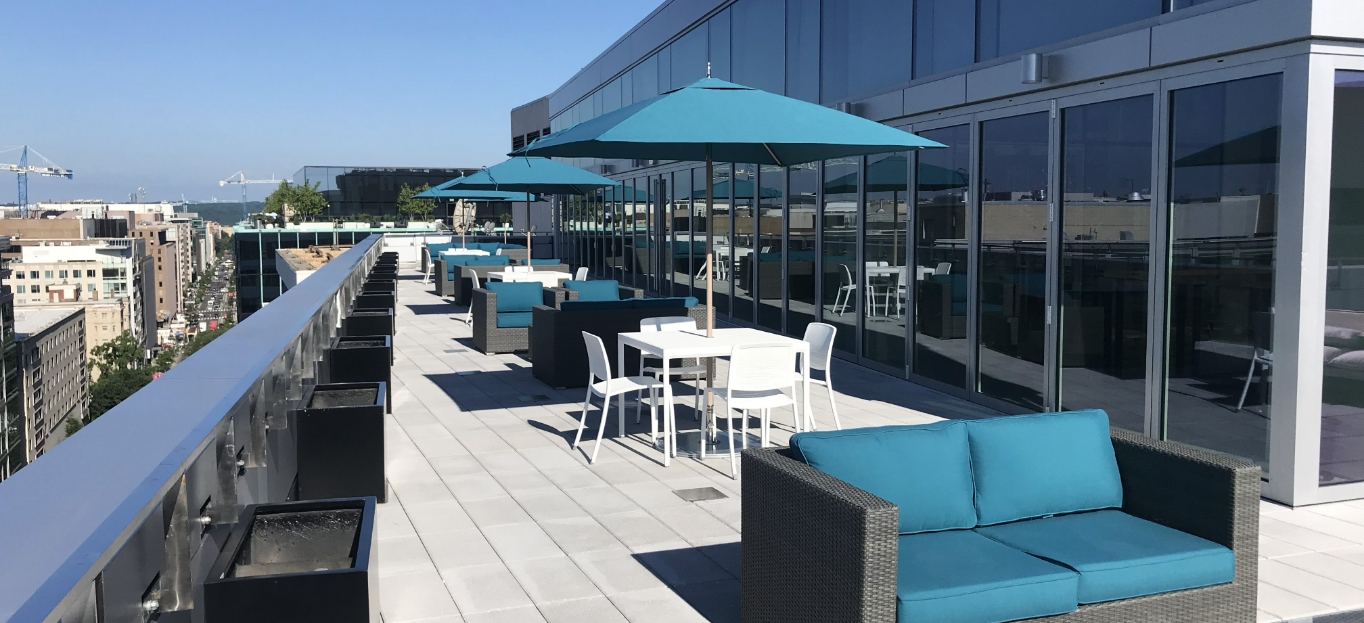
378,270,1364,623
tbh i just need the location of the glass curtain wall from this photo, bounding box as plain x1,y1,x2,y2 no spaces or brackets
977,0,1161,63
914,125,972,388
864,152,909,368
622,180,635,284
978,112,1050,411
673,171,695,297
693,169,712,306
1166,74,1282,470
1322,70,1364,486
1058,96,1154,432
820,0,914,104
823,158,860,353
913,0,975,79
788,162,819,337
758,165,785,331
638,177,652,290
734,164,757,322
732,0,785,95
712,164,733,316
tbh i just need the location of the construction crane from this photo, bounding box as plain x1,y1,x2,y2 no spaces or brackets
219,172,286,222
1,146,74,217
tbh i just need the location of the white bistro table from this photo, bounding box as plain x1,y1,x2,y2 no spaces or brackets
616,327,811,464
486,271,572,287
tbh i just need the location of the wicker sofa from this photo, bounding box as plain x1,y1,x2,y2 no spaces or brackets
741,412,1259,623
531,293,707,388
470,281,544,354
440,257,571,304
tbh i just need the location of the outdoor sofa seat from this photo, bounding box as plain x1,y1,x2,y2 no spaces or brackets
471,281,543,354
742,409,1259,623
435,255,510,298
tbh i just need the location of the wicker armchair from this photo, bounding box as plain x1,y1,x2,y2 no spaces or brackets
470,287,531,354
740,427,1260,623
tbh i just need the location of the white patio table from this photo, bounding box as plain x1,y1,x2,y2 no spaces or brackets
486,271,572,287
616,327,811,464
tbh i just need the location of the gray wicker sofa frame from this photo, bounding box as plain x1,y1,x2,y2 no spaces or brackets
470,287,532,354
740,427,1260,623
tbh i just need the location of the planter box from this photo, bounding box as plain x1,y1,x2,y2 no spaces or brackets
343,308,393,338
203,497,378,623
323,336,392,413
362,279,396,294
293,383,386,502
353,292,394,312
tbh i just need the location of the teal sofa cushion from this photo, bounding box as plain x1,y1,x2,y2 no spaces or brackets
528,258,562,265
965,410,1122,525
897,530,1078,623
566,279,621,301
495,311,533,328
427,242,454,255
789,422,977,534
975,510,1235,604
485,282,541,313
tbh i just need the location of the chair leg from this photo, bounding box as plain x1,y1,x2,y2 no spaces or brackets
741,409,749,451
727,412,738,479
1236,357,1259,412
573,388,593,450
591,394,611,464
636,361,644,426
826,374,842,431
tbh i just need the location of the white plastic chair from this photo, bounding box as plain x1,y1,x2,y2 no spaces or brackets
422,247,433,284
793,323,842,431
833,264,857,316
573,332,673,464
705,342,800,478
574,266,588,280
637,317,707,439
462,271,480,324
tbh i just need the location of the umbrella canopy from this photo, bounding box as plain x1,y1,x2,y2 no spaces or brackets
415,187,533,201
518,78,944,166
441,156,617,195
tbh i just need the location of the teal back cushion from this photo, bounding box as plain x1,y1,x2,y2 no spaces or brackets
630,298,689,310
566,279,620,301
965,410,1122,526
486,281,542,313
529,258,562,265
560,300,629,312
790,422,977,534
427,242,454,255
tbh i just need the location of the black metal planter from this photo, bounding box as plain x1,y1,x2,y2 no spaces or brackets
343,308,393,338
353,292,394,312
362,279,396,294
203,497,378,623
293,383,386,502
323,336,392,413
368,269,397,281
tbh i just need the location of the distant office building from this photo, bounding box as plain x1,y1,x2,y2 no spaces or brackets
35,201,178,221
15,308,86,463
5,241,154,353
131,219,192,325
0,238,24,481
0,217,128,240
292,166,480,218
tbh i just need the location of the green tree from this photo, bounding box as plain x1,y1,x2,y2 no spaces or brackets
89,331,142,376
396,183,436,221
89,367,156,420
265,181,329,223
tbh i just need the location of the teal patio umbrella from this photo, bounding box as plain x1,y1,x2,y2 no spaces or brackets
520,77,944,335
439,156,617,263
414,185,533,247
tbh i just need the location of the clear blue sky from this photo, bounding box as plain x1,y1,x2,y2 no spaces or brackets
1,0,663,204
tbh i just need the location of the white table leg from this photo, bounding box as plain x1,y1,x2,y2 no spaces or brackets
617,341,626,439
802,349,814,432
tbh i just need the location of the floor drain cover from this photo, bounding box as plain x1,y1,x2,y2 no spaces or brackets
673,487,729,502
444,349,467,353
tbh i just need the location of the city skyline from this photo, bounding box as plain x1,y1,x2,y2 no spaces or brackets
0,0,663,203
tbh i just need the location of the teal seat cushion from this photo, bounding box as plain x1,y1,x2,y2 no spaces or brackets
897,530,1078,623
789,422,977,534
964,410,1122,525
495,311,533,328
485,282,541,313
566,279,621,301
975,510,1235,604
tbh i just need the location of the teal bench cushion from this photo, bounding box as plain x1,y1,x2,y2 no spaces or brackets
790,422,977,534
975,510,1235,604
495,311,533,328
897,530,1078,623
485,282,541,313
965,410,1122,525
566,279,621,301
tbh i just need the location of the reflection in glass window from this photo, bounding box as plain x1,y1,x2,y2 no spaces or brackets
785,0,820,103
757,165,785,331
712,164,733,316
733,0,785,95
823,158,859,354
863,152,909,369
1322,70,1364,486
977,0,1161,61
1166,74,1281,470
622,180,637,286
733,164,757,322
914,0,975,79
672,27,708,90
914,125,971,388
633,55,659,103
978,113,1050,411
709,9,731,81
787,162,819,338
672,171,695,297
820,0,913,104
1059,96,1153,431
